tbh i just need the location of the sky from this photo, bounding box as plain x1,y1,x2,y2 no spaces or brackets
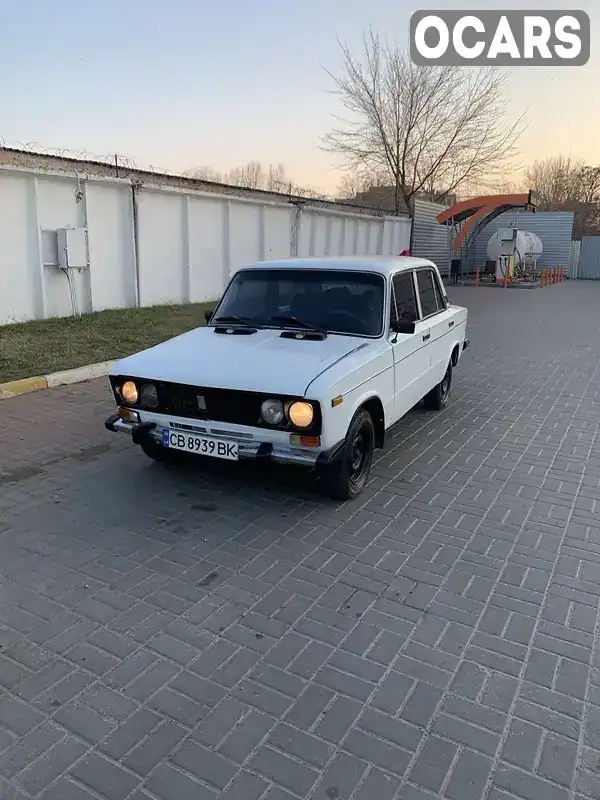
1,0,598,195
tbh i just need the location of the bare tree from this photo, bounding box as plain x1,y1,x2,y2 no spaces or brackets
265,163,288,191
322,30,526,214
226,160,263,189
336,168,389,199
183,159,325,198
184,165,224,182
524,156,600,237
524,155,584,209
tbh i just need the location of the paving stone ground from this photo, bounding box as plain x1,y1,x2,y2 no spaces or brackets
1,280,600,800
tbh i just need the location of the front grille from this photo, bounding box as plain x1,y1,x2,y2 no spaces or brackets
158,383,262,427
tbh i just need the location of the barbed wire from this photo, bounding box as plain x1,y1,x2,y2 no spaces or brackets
0,138,336,201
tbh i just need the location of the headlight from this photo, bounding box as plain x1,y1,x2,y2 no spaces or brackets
261,398,284,425
288,401,314,428
141,383,159,408
120,381,138,404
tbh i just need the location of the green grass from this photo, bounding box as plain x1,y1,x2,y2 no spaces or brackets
0,303,215,384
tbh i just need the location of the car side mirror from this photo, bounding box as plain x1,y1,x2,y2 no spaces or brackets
204,309,214,324
391,320,416,335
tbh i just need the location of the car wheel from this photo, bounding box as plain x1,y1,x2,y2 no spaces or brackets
324,409,375,501
423,361,452,411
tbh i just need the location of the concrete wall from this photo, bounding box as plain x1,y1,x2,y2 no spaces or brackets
0,165,412,325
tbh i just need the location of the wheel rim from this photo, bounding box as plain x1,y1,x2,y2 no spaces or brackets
348,426,370,486
440,367,451,401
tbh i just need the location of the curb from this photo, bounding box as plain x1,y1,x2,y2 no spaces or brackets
0,360,119,400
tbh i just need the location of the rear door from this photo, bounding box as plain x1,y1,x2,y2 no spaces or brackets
390,270,431,421
415,267,454,386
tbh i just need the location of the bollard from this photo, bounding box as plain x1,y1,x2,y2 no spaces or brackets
560,266,564,281
475,267,480,287
553,267,558,284
503,258,509,288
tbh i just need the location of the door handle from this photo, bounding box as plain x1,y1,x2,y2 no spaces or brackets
422,333,430,341
448,320,454,328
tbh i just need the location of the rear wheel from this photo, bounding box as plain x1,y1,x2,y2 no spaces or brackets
323,409,375,501
423,361,452,411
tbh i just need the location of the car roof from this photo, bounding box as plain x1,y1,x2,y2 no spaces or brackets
236,256,437,278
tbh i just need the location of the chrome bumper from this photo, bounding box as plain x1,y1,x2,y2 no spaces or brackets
105,416,320,466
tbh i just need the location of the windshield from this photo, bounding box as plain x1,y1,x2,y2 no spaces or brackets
213,268,385,337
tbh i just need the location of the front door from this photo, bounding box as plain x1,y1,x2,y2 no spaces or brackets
389,270,431,422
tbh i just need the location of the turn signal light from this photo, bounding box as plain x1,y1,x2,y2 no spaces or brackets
290,435,320,447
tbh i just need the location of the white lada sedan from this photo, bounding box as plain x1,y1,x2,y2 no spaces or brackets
105,256,469,500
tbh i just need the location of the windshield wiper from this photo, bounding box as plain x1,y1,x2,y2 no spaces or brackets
268,315,326,334
212,315,257,327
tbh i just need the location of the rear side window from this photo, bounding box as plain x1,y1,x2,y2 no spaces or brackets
417,269,445,317
391,272,418,324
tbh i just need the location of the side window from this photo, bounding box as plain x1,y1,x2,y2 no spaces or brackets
417,269,441,317
432,271,447,309
391,272,418,324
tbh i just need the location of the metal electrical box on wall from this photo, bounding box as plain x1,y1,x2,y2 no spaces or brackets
57,227,88,269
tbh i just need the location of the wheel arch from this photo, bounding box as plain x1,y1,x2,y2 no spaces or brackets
350,393,385,449
451,341,461,367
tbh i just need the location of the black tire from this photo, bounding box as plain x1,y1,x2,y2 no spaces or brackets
323,409,375,501
139,438,180,464
423,361,452,411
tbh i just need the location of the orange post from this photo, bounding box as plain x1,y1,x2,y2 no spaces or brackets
553,267,557,284
560,266,564,281
475,267,480,287
503,257,509,288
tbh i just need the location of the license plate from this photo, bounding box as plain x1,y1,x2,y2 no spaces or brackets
162,429,238,460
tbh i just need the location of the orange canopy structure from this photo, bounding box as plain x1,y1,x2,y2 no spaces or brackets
437,190,539,255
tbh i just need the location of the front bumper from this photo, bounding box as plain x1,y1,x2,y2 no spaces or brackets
104,414,338,468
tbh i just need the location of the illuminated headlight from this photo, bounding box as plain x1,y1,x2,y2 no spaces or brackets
141,383,159,408
261,398,284,425
120,381,138,404
288,401,314,428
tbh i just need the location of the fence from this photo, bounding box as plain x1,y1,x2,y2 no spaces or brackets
410,198,452,277
0,165,412,326
576,236,600,280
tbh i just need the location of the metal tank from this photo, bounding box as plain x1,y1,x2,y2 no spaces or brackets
486,229,543,269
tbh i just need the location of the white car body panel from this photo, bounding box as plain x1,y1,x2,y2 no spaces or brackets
107,256,469,466
112,326,372,397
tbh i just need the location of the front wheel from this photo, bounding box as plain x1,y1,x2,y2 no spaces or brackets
322,409,375,501
423,361,452,411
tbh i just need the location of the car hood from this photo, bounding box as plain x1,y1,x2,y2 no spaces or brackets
110,326,371,396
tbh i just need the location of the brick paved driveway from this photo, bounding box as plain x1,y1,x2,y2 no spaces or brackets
1,281,600,800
